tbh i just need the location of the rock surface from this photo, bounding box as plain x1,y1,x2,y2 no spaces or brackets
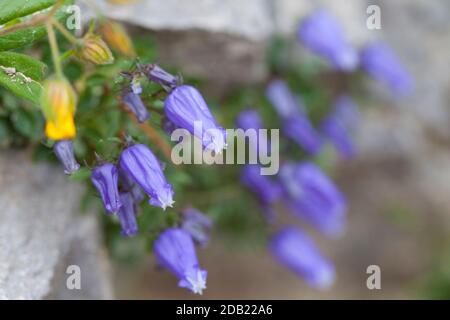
0,152,112,299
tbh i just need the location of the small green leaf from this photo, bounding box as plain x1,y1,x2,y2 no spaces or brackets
0,52,47,104
69,167,92,182
0,6,71,51
0,0,56,25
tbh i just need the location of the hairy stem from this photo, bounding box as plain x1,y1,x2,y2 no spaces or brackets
46,22,63,77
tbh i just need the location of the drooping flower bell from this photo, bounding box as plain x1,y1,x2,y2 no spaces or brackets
266,80,322,155
119,144,174,210
77,33,114,65
146,64,180,91
298,10,358,71
117,192,138,237
360,42,414,96
241,164,282,206
181,208,213,247
41,77,77,140
153,228,207,294
122,91,150,123
320,96,359,159
53,140,80,175
236,109,269,157
164,85,227,154
279,162,346,237
270,227,335,289
91,163,122,214
99,20,136,58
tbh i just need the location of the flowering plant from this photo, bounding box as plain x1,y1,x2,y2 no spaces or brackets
0,1,412,294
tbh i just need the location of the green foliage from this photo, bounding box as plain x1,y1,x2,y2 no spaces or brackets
0,0,56,25
0,52,47,104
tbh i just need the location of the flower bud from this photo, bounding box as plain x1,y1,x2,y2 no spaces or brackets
91,163,122,214
99,20,135,58
270,227,335,289
298,10,358,71
154,228,207,294
164,85,227,154
119,144,174,210
117,192,138,237
53,140,80,175
78,34,114,65
122,91,149,123
279,162,346,237
41,77,77,140
146,64,180,90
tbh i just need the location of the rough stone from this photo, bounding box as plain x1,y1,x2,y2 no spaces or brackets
0,152,112,299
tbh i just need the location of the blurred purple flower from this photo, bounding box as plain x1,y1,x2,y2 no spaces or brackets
279,162,346,237
164,85,227,154
154,228,207,294
181,208,213,247
91,163,122,214
122,91,150,123
236,109,269,157
360,42,414,96
120,144,174,210
270,227,335,289
320,96,359,159
266,80,322,155
117,192,138,237
298,10,358,71
53,140,80,175
147,64,180,90
241,164,282,206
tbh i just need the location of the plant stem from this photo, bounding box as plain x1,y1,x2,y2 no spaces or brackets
0,0,63,36
51,18,79,45
46,22,63,77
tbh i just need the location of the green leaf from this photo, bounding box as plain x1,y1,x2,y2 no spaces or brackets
0,6,70,51
0,0,56,25
0,52,47,104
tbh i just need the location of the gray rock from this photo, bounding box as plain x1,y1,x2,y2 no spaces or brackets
0,152,112,299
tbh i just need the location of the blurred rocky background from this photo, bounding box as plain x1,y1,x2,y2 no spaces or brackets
1,0,449,299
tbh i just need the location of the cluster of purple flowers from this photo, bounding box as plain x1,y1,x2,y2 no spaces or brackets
52,64,221,295
237,9,413,289
51,9,414,294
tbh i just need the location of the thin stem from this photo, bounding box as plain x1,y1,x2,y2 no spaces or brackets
60,49,75,62
0,0,63,36
51,18,79,45
46,22,62,77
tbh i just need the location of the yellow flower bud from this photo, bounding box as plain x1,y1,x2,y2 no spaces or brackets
99,21,136,58
78,34,114,65
45,112,76,140
40,77,77,140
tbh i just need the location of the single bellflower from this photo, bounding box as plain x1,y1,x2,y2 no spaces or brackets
117,192,138,237
298,10,358,71
320,96,359,159
53,140,80,175
119,144,174,210
181,208,213,247
91,163,122,214
147,64,180,90
270,227,335,289
279,162,346,237
122,91,150,123
164,85,227,154
266,80,322,154
360,42,414,96
154,228,207,294
241,164,282,206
